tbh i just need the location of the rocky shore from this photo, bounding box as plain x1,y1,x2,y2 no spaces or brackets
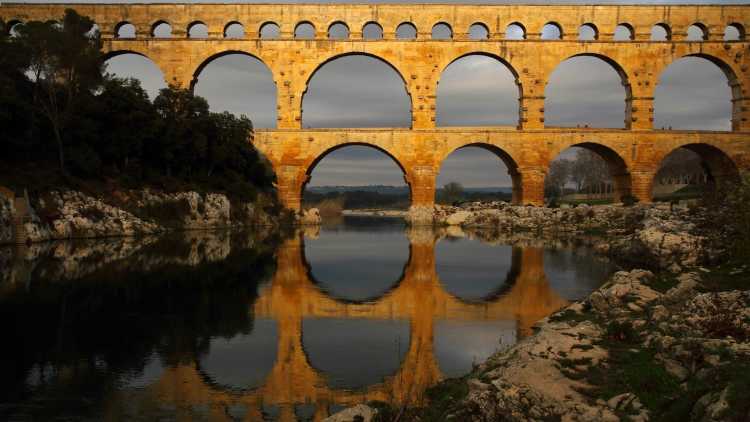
0,189,299,245
327,201,750,422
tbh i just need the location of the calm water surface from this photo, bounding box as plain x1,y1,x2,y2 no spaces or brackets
0,217,616,421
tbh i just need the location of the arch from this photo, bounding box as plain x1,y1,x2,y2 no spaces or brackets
327,21,349,40
259,21,279,39
541,22,562,40
724,23,744,41
396,22,417,40
438,143,522,204
654,54,737,131
104,51,167,99
187,21,208,38
303,142,409,187
436,53,521,127
301,53,412,128
687,23,708,41
294,21,315,39
115,21,136,39
432,22,453,40
191,51,278,128
469,22,489,40
544,53,631,129
614,23,633,41
651,23,671,41
578,23,598,40
545,142,632,203
151,20,171,38
505,22,526,40
653,143,739,195
6,20,23,37
362,21,383,40
223,21,244,38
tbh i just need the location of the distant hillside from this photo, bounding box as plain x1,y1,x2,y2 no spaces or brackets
307,185,512,195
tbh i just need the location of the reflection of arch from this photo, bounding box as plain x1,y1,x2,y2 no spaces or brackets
439,143,522,204
547,142,632,202
301,53,413,127
302,142,410,199
301,238,411,304
655,143,739,186
436,243,522,303
545,53,631,129
436,52,521,127
190,50,277,92
656,53,739,131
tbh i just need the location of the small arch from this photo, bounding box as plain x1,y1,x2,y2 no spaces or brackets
188,21,208,39
469,22,489,40
294,21,315,39
151,20,171,38
328,21,349,40
724,23,744,41
224,21,244,38
651,23,671,41
362,21,383,40
432,22,453,40
6,20,23,37
396,22,417,40
259,21,280,39
545,143,632,204
687,23,708,41
541,22,562,40
614,23,634,41
115,21,136,39
652,144,739,200
505,22,526,40
578,23,598,40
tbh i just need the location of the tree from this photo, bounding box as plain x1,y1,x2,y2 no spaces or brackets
0,20,35,160
440,181,464,204
16,9,104,174
545,158,572,198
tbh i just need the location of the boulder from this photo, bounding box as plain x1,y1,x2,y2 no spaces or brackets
322,405,377,422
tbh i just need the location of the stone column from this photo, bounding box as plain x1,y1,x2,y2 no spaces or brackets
519,96,545,129
517,166,546,206
629,96,655,130
731,86,750,132
409,78,437,129
612,172,633,202
405,165,436,225
630,169,656,203
277,79,303,130
276,165,305,211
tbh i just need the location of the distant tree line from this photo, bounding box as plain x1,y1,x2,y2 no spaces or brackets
303,190,411,210
0,10,274,201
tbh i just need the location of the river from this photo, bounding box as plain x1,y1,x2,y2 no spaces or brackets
0,216,616,421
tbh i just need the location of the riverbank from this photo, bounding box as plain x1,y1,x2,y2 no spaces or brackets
326,199,750,421
0,189,299,245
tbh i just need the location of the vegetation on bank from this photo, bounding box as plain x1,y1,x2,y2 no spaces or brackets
0,11,275,204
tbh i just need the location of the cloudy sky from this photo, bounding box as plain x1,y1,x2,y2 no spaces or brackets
30,0,737,188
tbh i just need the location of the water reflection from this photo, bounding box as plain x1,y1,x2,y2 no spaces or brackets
0,218,616,421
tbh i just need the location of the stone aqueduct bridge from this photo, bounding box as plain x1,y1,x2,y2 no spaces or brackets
3,3,750,209
99,231,568,421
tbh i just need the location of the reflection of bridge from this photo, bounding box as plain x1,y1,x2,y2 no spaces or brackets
3,4,750,210
104,231,568,421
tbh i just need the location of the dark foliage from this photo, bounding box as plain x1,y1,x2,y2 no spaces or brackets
0,11,275,202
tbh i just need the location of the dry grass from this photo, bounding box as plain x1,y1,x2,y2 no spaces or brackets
313,197,345,217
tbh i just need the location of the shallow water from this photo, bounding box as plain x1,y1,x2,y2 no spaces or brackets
0,217,616,421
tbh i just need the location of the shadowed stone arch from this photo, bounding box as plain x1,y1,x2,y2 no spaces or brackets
437,142,522,204
301,52,413,127
150,20,171,38
547,141,633,202
654,143,740,188
545,53,633,129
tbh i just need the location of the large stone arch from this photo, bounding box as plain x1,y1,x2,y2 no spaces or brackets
654,52,743,131
189,49,278,91
546,141,633,202
302,141,412,199
435,52,522,127
436,142,523,204
300,52,413,128
652,142,741,188
544,53,633,129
